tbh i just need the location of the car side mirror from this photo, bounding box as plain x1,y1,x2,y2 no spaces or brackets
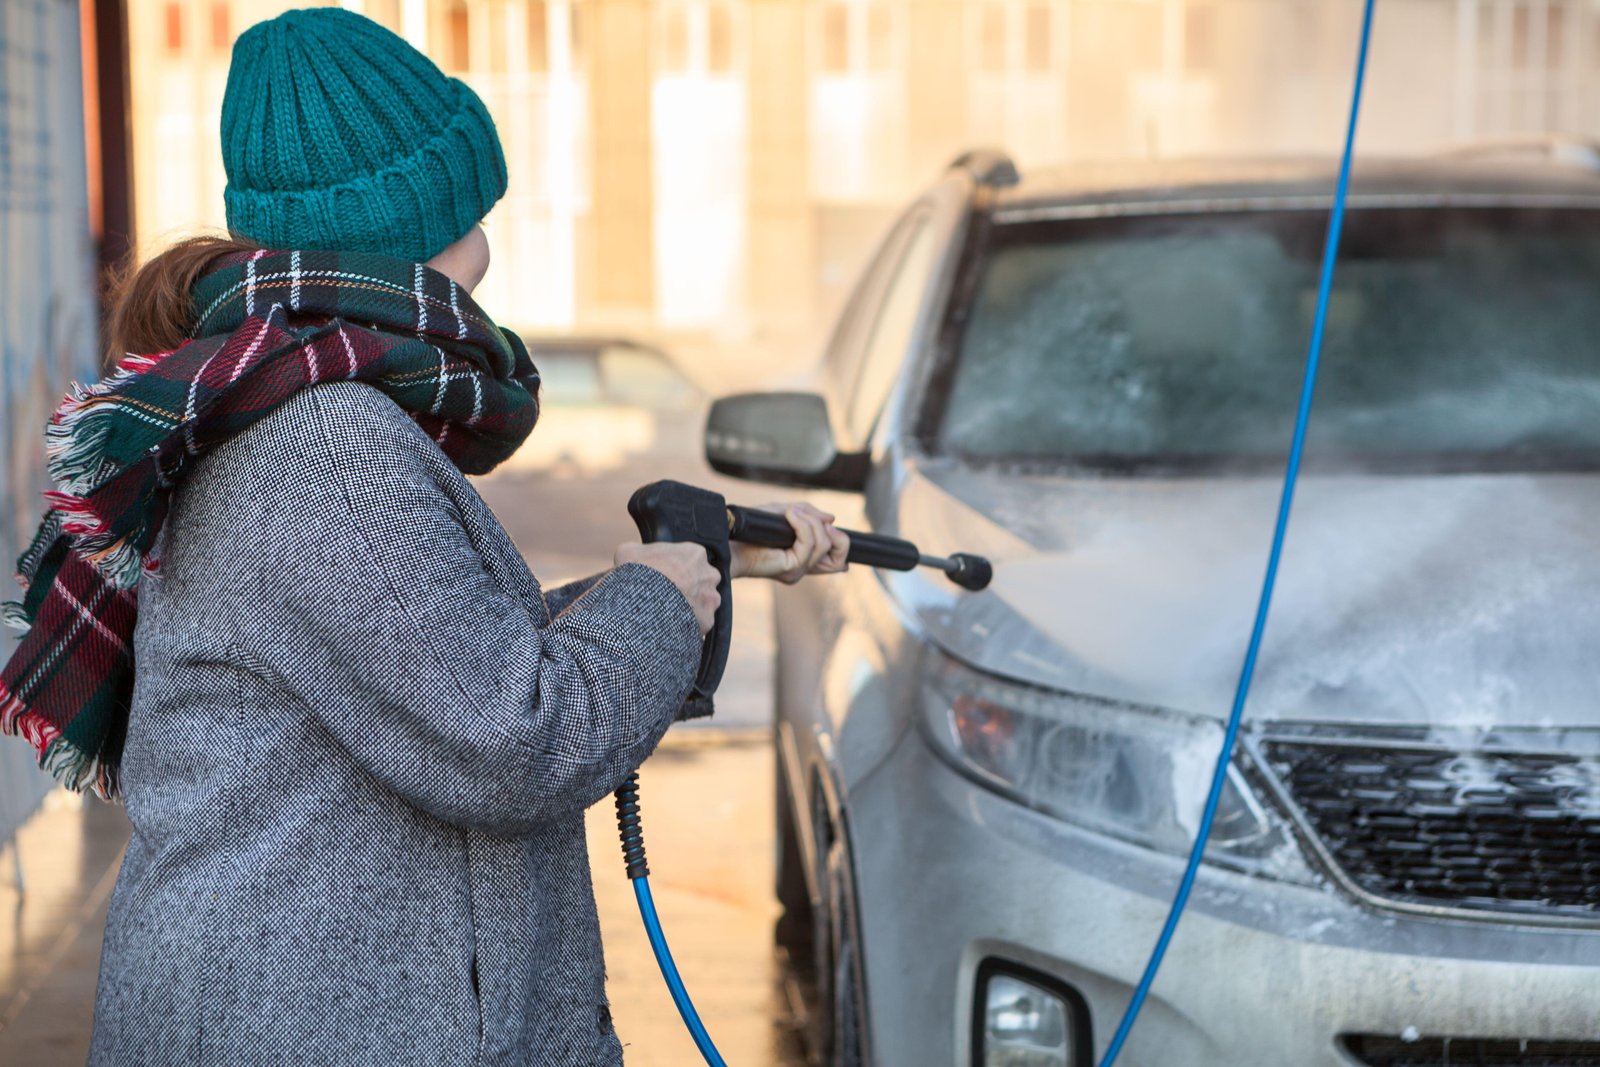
704,392,869,491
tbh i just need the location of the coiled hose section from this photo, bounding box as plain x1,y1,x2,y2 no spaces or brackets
614,772,729,1067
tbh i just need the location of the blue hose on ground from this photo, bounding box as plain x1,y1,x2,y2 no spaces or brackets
614,771,730,1067
1095,1,1379,1064
633,876,730,1067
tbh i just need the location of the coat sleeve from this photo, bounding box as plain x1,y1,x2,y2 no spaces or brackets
232,385,703,834
544,574,605,618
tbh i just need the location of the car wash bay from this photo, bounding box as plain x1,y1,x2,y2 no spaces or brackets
0,467,809,1067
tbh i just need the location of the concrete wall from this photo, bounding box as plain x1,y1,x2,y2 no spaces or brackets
1,0,100,842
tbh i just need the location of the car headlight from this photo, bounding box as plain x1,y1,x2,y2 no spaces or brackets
922,652,1314,882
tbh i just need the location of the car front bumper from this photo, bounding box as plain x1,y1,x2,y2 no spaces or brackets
846,728,1600,1067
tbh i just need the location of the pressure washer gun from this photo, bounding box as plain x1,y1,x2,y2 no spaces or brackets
626,478,993,719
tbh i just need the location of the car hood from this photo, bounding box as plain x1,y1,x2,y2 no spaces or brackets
885,460,1600,731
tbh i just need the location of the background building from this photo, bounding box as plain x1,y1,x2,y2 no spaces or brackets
127,0,1600,381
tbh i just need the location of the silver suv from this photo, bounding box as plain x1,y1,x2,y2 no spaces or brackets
706,149,1600,1067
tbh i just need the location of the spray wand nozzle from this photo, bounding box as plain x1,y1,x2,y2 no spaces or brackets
627,479,992,718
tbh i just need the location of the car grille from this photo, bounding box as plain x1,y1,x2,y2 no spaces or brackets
1341,1035,1600,1067
1260,740,1600,917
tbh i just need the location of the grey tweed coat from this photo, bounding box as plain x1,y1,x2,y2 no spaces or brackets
86,381,702,1066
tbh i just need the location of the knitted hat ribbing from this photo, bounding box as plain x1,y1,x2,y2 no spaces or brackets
220,8,506,262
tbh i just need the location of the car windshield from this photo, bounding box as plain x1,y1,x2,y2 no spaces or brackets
933,205,1600,473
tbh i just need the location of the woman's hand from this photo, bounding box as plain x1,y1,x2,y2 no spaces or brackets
730,503,850,584
615,541,721,635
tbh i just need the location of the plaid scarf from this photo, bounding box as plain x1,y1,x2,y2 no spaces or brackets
0,249,540,797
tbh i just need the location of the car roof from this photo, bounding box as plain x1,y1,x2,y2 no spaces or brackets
992,153,1600,218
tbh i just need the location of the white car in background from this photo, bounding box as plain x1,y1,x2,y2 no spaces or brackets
504,335,706,476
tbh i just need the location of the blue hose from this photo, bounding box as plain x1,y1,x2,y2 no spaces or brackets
1095,1,1378,1064
614,772,730,1066
633,876,730,1067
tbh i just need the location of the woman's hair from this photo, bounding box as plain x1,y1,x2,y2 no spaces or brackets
103,234,261,370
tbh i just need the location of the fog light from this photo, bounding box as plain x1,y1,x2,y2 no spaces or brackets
980,972,1075,1067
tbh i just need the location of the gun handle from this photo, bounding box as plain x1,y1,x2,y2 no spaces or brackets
727,504,922,571
627,480,732,719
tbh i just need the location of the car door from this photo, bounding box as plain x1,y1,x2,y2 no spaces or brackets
773,178,972,1066
775,177,970,897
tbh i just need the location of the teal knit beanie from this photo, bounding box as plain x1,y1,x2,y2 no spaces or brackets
220,7,507,262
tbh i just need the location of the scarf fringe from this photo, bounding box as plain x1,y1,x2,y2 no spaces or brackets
0,680,25,734
15,510,64,592
1,601,30,633
0,682,105,797
40,734,100,796
81,537,145,590
47,393,125,496
39,352,167,589
41,491,146,589
43,488,102,535
45,352,164,496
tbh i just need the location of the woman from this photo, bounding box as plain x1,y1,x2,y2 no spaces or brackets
0,9,845,1065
